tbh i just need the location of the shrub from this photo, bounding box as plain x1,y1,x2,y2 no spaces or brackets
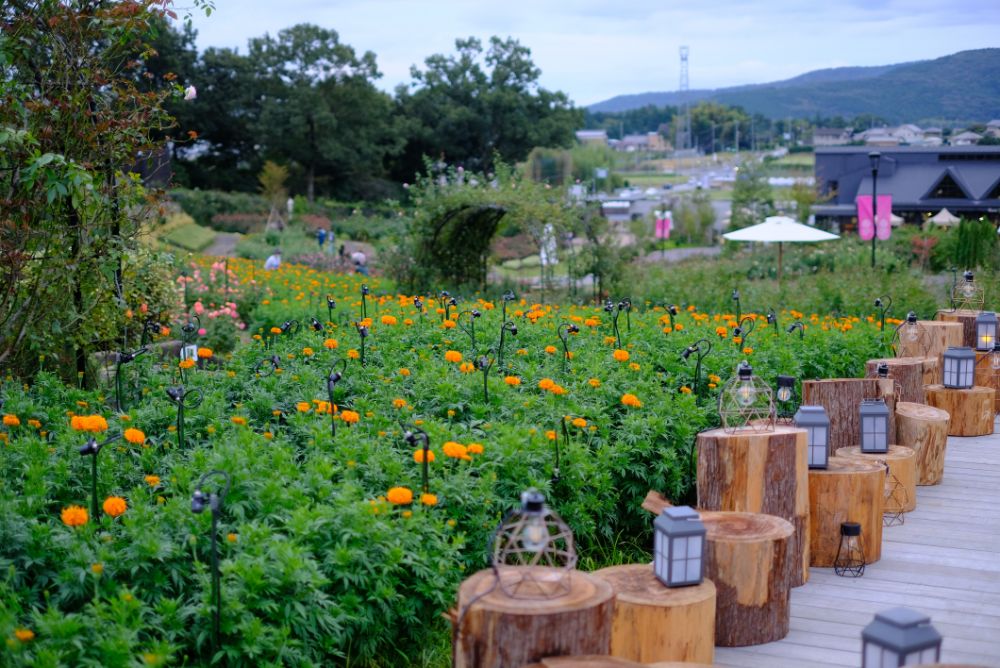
171,189,269,230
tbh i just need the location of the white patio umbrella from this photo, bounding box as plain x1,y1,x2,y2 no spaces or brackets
929,208,960,226
722,215,840,280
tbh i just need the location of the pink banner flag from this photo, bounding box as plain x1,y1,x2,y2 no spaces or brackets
654,211,672,239
857,195,874,240
875,194,892,240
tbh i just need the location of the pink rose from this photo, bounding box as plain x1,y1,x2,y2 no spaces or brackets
198,328,207,336
193,301,204,315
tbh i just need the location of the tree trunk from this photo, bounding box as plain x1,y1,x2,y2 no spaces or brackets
593,565,716,664
802,378,896,454
895,402,950,485
935,308,979,348
808,457,885,567
865,357,926,404
528,657,646,668
696,425,809,586
898,320,962,369
453,568,614,668
925,384,995,436
835,445,918,513
974,351,1000,415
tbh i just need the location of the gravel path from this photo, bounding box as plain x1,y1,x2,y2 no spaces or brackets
203,232,240,257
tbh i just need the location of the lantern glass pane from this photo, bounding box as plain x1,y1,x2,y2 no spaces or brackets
672,536,687,559
903,650,923,664
686,559,700,581
688,535,702,557
961,360,974,386
814,427,827,447
863,642,882,667
920,647,939,662
874,419,886,435
671,556,685,581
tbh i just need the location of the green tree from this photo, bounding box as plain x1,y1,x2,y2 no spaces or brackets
729,162,775,230
789,181,817,222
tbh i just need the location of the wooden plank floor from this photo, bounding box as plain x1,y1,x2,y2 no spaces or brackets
714,420,1000,668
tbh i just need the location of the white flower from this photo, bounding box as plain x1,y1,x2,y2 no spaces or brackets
183,85,197,101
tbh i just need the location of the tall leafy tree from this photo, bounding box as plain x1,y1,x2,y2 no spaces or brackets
729,161,775,230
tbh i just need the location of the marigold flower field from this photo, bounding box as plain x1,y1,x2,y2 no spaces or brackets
0,257,890,666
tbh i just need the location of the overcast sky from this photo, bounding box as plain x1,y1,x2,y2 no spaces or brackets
182,0,1000,106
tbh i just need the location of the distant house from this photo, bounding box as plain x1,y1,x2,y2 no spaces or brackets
575,130,609,146
920,127,944,146
893,124,925,144
950,131,983,146
616,132,671,153
985,120,1000,139
854,128,900,146
811,128,853,146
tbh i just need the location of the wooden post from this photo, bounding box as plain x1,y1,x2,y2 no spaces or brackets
696,425,809,586
453,568,615,668
925,385,995,436
593,565,715,664
973,351,1000,414
895,402,950,485
835,445,918,512
808,457,885,567
935,308,979,348
802,378,897,454
899,320,962,370
865,357,927,404
919,356,940,386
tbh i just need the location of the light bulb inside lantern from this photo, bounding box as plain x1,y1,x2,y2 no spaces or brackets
961,281,976,298
736,381,757,407
777,386,792,402
905,324,919,342
522,515,549,552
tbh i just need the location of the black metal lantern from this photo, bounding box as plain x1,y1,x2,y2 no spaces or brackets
975,311,998,351
861,607,942,667
859,399,890,454
794,405,830,469
834,521,865,577
775,375,797,422
942,346,975,389
876,361,889,378
491,490,577,599
653,505,706,588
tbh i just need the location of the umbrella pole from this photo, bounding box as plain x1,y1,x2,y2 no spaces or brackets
778,242,783,282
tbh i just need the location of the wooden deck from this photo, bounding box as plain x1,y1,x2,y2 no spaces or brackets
714,420,1000,668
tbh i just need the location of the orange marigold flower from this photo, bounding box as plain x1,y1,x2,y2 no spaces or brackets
545,430,557,440
420,493,438,506
403,318,413,326
386,486,413,505
629,362,641,371
14,628,34,642
444,350,463,363
441,319,456,329
381,315,398,326
197,347,213,359
144,475,160,487
548,384,566,395
459,362,475,373
442,441,471,461
103,496,127,517
179,358,196,370
516,348,528,356
572,417,587,428
227,533,238,543
399,368,411,376
71,414,109,432
621,393,643,407
613,349,630,362
603,336,617,345
159,326,170,336
504,376,521,386
91,562,103,575
347,349,360,360
3,414,19,427
302,347,314,356
544,345,557,354
467,442,484,454
392,398,407,409
743,347,754,355
296,402,311,413
715,326,728,337
61,505,89,527
324,338,338,349
538,378,555,390
231,416,247,426
584,318,600,327
28,419,41,428
124,428,145,445
270,326,282,334
588,377,601,387
413,448,435,463
674,323,684,331
340,410,360,424
680,386,693,394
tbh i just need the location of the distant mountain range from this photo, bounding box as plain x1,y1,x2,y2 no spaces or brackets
588,49,1000,124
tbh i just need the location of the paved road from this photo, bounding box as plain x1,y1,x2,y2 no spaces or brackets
204,232,240,257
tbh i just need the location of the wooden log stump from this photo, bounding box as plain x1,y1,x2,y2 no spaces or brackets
919,356,940,386
593,565,715,664
802,378,897,454
453,568,614,668
835,445,918,513
647,664,722,668
529,657,644,668
899,320,963,370
935,308,979,348
895,402,950,485
808,457,885,567
974,351,1000,414
925,385,995,436
696,425,809,586
865,357,927,404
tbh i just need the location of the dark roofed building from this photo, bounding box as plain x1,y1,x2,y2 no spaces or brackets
813,146,1000,229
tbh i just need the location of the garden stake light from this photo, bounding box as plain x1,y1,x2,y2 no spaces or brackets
874,295,892,333
951,270,984,311
166,386,203,449
114,347,147,412
477,352,494,402
732,315,755,347
404,426,431,493
79,433,122,518
190,470,232,655
180,315,201,362
681,338,712,395
414,297,424,323
861,608,941,667
309,316,323,333
787,321,805,339
326,296,336,323
496,320,518,370
354,321,369,366
718,361,775,433
501,290,516,322
280,319,300,336
252,355,281,377
140,316,161,347
457,309,481,351
360,283,369,320
775,375,797,422
666,303,679,331
766,308,778,334
620,297,632,332
326,359,347,438
556,322,579,371
731,288,741,321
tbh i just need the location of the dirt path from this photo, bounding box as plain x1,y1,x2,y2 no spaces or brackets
204,232,240,257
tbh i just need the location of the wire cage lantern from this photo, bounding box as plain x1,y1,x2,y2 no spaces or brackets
718,361,775,433
882,461,907,528
892,312,929,358
491,490,577,599
975,311,998,351
834,521,865,577
951,270,985,311
942,346,976,389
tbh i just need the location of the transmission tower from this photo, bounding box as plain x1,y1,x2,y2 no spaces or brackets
676,46,691,151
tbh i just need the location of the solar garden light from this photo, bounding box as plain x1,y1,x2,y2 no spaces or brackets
794,405,830,469
975,311,998,351
501,290,516,322
477,352,494,402
78,433,122,518
959,270,976,299
354,321,369,366
835,521,865,577
874,295,892,333
491,490,577,599
775,375,797,422
457,309,482,351
180,315,201,362
942,346,975,388
859,398,890,454
403,426,431,493
786,321,805,339
731,288,741,321
861,607,941,667
619,297,632,332
496,320,518,370
877,361,890,378
309,316,323,333
190,469,232,655
360,283,369,320
440,290,455,322
140,316,162,347
165,386,203,449
326,359,347,438
732,315,755,347
252,355,281,377
681,338,712,395
413,297,424,323
653,505,706,588
605,299,625,348
556,322,579,371
115,346,147,412
326,295,336,323
766,308,778,334
280,319,300,336
666,303,679,331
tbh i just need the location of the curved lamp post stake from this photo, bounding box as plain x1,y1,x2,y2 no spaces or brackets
787,322,805,339
280,319,300,337
766,308,778,334
360,284,369,321
166,386,203,448
477,352,495,402
733,316,756,348
326,359,347,438
620,298,632,332
326,296,336,324
496,320,518,371
191,470,232,655
79,433,122,518
414,297,424,324
731,289,741,322
354,321,369,366
666,303,679,331
557,322,579,371
252,355,281,377
681,338,712,395
140,317,162,347
501,290,516,322
115,346,147,412
457,309,481,352
404,426,431,494
181,315,201,345
875,295,892,334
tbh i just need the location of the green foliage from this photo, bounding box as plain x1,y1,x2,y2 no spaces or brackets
170,189,269,229
729,161,776,230
952,218,997,270
257,161,289,210
672,191,717,245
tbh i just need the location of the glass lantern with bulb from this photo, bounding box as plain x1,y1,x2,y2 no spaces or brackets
975,311,998,351
892,312,929,357
491,490,577,599
775,375,797,422
718,361,775,433
951,270,984,311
